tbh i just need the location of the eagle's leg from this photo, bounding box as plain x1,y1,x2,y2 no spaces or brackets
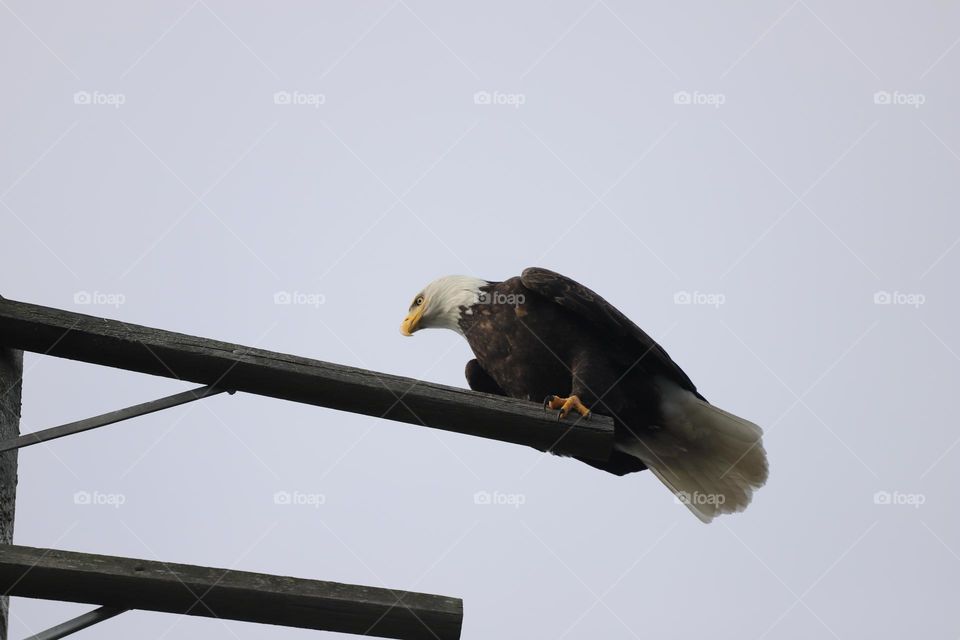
543,395,591,421
465,359,507,396
542,354,608,421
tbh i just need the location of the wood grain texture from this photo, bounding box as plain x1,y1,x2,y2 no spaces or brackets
0,347,22,640
0,298,614,460
0,545,462,640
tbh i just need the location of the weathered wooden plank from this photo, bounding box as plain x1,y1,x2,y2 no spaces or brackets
0,544,462,640
0,345,22,640
0,298,614,460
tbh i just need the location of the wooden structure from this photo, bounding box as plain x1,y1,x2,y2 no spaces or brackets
0,545,461,640
0,297,615,638
0,345,22,640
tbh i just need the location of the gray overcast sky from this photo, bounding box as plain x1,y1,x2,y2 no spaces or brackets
2,1,958,638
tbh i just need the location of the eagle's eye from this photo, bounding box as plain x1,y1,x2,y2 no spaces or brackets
415,296,424,306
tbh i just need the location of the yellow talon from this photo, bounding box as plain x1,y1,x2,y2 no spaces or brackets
543,395,591,420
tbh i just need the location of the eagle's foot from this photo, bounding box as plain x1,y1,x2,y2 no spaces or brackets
543,395,591,421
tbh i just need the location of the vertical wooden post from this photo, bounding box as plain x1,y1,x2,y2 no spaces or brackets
0,345,23,640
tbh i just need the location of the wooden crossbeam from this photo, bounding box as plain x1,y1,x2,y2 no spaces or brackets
0,545,462,640
0,298,614,461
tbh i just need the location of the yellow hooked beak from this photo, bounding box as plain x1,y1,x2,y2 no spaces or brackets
400,305,425,336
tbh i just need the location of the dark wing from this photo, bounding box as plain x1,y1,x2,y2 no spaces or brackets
520,267,701,396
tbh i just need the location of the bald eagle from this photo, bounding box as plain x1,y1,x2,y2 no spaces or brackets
400,267,768,522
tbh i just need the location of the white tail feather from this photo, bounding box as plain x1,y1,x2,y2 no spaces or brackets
616,378,769,523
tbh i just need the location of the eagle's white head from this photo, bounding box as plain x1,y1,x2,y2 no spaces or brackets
400,275,488,337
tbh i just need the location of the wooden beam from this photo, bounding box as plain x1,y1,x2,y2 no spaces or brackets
0,544,463,640
0,298,613,461
0,345,23,640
